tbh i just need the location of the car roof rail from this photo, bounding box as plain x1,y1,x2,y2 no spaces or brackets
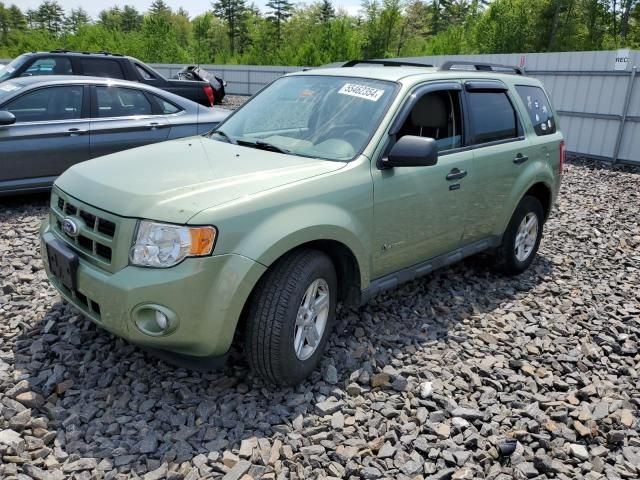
342,59,434,68
440,61,525,75
47,49,124,57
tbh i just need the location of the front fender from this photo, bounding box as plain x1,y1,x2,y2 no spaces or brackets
230,202,371,288
188,158,375,289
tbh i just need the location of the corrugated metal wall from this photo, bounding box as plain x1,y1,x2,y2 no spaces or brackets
148,50,639,164
2,50,638,164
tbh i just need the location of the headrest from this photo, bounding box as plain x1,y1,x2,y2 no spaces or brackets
411,94,448,128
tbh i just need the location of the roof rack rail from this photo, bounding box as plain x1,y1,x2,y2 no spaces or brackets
440,61,524,75
342,59,434,68
47,49,125,57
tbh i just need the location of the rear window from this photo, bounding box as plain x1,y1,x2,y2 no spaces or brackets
81,59,125,79
467,91,520,144
516,85,557,136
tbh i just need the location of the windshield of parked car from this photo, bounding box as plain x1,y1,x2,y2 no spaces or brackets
0,55,28,82
210,75,397,161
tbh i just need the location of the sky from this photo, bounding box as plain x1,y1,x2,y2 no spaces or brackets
17,0,362,18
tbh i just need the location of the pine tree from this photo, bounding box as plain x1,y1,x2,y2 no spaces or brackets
212,0,248,54
149,0,172,17
8,4,27,30
121,6,142,32
65,7,90,34
35,0,65,35
98,7,122,31
266,0,294,43
319,0,336,23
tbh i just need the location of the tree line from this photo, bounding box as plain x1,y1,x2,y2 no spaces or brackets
1,0,638,66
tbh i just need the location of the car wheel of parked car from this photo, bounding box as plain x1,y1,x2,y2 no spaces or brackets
245,249,337,386
495,195,544,275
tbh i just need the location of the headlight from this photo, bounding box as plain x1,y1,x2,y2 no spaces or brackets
130,221,217,268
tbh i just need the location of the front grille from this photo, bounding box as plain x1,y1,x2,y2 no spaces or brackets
50,189,133,273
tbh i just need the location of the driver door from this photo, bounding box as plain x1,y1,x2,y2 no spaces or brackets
371,82,474,278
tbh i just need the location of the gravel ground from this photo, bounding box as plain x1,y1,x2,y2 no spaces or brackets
218,95,250,111
1,156,639,480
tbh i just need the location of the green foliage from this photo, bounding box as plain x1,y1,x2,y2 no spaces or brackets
0,0,638,65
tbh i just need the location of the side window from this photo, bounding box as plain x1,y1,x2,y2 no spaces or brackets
467,91,519,144
135,64,156,80
96,86,152,118
23,57,72,76
4,86,83,123
81,59,125,79
150,94,181,114
398,90,463,152
516,85,556,136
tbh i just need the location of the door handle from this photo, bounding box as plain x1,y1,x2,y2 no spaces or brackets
67,128,88,136
446,168,467,181
147,122,165,130
513,153,529,164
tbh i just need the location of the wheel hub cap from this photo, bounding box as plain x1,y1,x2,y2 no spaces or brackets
514,213,539,262
294,278,330,361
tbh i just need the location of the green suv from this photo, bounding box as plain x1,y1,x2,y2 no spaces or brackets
40,61,564,385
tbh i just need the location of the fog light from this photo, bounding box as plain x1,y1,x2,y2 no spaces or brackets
155,310,168,330
132,304,178,336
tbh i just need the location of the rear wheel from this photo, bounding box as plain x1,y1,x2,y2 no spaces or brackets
494,195,544,275
245,249,337,386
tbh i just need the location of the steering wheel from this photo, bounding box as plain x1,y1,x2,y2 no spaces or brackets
342,128,369,148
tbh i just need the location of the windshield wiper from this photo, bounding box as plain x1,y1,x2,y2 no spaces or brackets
209,129,237,144
237,139,290,154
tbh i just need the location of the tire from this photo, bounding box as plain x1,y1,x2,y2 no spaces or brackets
494,195,544,275
245,249,337,386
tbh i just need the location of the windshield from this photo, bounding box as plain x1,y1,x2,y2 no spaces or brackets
0,55,29,82
211,75,396,161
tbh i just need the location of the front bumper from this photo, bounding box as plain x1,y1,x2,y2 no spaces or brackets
40,219,266,359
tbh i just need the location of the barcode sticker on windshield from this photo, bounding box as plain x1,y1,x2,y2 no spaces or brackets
338,83,385,102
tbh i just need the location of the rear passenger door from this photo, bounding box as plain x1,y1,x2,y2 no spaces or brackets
89,85,170,158
461,81,534,243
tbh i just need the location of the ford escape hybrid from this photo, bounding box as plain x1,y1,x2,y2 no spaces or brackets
40,60,564,385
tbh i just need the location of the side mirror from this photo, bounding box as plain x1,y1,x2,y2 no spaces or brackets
0,111,16,126
379,135,438,169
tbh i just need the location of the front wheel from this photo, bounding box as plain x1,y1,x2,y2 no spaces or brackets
245,249,337,386
494,195,544,275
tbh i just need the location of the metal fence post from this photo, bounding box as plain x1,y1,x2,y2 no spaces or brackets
613,66,637,165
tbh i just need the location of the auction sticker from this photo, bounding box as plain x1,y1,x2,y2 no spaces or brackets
339,83,385,101
0,83,19,92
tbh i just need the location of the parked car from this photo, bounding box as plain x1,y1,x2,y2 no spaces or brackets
0,50,226,106
40,61,564,385
175,65,226,103
0,76,229,195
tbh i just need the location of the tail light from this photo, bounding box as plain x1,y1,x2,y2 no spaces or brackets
203,85,215,107
559,140,565,174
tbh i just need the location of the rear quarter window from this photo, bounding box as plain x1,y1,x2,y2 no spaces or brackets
516,85,557,136
81,59,125,80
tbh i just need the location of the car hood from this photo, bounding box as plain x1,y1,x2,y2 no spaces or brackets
55,136,347,224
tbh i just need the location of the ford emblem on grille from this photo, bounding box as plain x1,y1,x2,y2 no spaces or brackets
61,218,79,237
